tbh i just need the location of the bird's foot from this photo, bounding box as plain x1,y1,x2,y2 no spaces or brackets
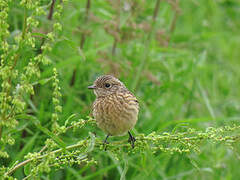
103,134,110,151
128,131,136,148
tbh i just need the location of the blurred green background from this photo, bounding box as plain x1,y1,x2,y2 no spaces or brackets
4,0,240,179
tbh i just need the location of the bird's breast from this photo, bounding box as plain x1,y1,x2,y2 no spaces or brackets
93,92,139,136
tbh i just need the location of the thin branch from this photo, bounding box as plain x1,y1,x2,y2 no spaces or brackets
6,159,32,176
22,174,31,180
48,0,56,20
5,138,92,176
5,128,240,176
38,120,91,154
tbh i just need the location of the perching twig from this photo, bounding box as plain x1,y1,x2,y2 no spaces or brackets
5,124,240,176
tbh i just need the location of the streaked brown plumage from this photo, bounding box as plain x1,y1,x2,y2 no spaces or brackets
88,75,139,148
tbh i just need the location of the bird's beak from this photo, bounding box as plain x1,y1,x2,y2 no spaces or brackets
88,85,96,89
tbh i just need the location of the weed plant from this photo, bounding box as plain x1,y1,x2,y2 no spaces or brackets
1,0,240,179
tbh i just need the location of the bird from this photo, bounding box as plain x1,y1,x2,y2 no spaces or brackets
88,75,139,148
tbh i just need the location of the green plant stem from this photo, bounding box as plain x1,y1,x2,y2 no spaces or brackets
5,118,95,175
5,138,127,176
5,141,88,176
5,126,240,176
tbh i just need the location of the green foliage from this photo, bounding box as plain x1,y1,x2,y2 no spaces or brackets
1,0,240,179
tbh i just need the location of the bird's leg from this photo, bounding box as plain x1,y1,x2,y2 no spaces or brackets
128,131,136,148
103,134,110,144
103,134,110,150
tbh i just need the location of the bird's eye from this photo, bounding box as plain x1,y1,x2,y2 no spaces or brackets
105,83,111,88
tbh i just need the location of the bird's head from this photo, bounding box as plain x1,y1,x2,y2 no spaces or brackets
88,75,126,98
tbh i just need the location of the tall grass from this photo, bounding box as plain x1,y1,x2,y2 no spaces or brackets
1,0,240,179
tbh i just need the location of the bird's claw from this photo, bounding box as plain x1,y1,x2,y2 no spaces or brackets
128,131,136,148
103,134,110,151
